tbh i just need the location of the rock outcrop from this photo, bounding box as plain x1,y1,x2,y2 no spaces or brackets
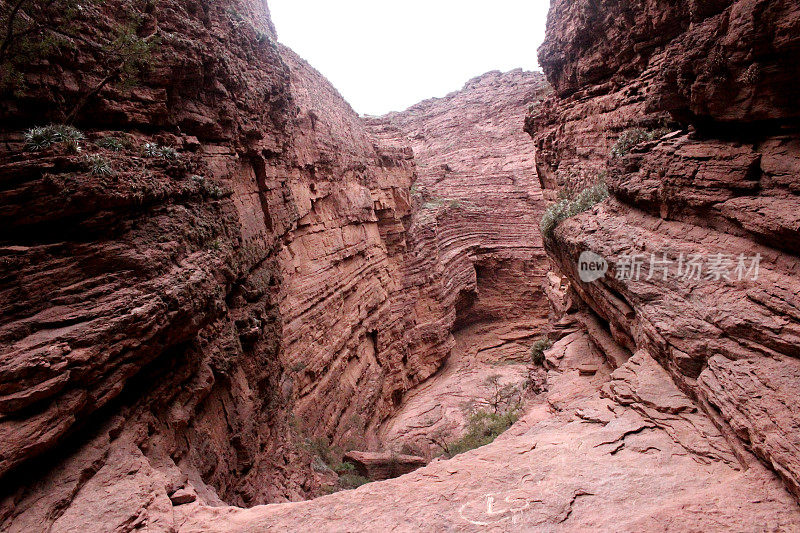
342,451,426,481
0,0,438,526
2,0,800,529
0,0,551,529
528,0,800,501
173,329,800,531
369,71,552,452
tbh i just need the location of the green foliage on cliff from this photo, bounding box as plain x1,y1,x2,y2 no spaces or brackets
1,0,159,119
540,181,609,239
530,337,552,366
95,135,132,151
441,408,520,459
24,124,84,151
0,0,83,95
610,127,670,158
84,154,113,176
143,142,179,160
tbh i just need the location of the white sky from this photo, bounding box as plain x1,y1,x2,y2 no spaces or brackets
269,0,550,116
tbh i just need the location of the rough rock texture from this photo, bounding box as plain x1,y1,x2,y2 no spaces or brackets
0,1,556,529
0,0,446,527
369,71,553,451
0,0,311,513
342,451,426,481
528,0,800,501
4,0,800,529
173,330,800,531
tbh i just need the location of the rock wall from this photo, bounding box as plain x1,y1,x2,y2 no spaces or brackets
528,0,800,499
0,0,553,529
368,70,553,451
0,0,434,527
372,70,551,329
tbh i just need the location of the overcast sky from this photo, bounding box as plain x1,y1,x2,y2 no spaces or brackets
269,0,550,116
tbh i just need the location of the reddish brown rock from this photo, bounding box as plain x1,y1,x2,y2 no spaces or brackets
529,0,800,503
369,72,553,451
342,451,426,481
0,4,550,530
0,0,436,527
174,331,800,531
2,0,799,529
170,488,197,506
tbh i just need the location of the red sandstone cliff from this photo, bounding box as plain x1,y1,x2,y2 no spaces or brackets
368,70,553,451
2,0,800,530
0,0,429,526
527,0,800,500
0,0,549,529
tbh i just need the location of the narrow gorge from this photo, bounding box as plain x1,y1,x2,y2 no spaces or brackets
1,0,798,531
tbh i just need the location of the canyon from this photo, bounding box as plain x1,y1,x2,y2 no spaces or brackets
0,0,799,531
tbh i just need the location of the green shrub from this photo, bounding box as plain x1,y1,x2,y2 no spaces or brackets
540,181,609,239
191,174,227,199
338,473,370,490
442,409,520,458
530,337,552,366
84,154,113,176
143,142,179,160
610,127,670,158
303,435,372,493
24,124,84,151
557,169,606,200
95,136,128,151
2,1,160,116
305,436,339,467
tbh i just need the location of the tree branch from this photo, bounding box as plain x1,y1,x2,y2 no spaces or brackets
0,0,28,64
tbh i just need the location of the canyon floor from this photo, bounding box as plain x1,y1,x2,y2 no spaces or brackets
176,326,800,531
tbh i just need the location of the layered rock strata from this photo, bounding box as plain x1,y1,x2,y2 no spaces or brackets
0,0,441,526
528,0,800,500
370,71,552,451
0,0,553,529
174,329,800,531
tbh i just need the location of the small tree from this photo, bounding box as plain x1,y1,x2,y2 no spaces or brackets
530,337,552,366
1,0,159,120
476,374,523,415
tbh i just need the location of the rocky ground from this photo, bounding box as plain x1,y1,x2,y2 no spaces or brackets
173,325,800,531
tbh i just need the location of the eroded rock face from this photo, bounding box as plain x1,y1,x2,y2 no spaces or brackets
0,0,433,526
529,0,800,500
174,329,800,531
1,0,309,514
369,71,553,451
0,1,555,529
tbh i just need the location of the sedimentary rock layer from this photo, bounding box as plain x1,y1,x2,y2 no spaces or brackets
0,1,553,529
528,0,800,499
0,0,431,526
173,330,800,531
369,70,553,451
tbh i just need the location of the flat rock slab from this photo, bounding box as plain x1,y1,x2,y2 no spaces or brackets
343,451,426,481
